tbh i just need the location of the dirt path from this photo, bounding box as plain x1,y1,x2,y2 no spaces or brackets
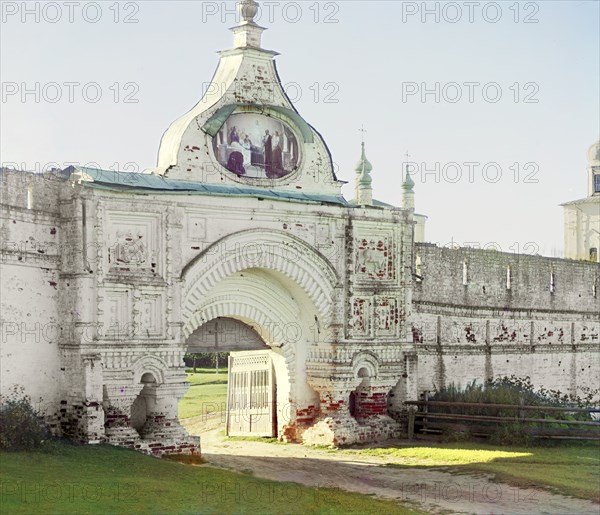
183,421,598,515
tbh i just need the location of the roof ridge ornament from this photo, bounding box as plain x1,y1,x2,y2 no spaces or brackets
355,128,373,206
402,151,415,192
240,0,259,24
231,0,265,49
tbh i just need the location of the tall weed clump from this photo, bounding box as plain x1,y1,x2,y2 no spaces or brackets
427,376,599,446
0,386,52,451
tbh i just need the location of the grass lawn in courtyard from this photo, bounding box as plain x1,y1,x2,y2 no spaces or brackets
341,441,600,502
0,443,423,515
178,367,228,420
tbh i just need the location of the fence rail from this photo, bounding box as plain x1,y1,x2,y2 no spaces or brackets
404,399,600,441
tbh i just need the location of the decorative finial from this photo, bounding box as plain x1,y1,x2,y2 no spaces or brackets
402,150,415,209
355,136,373,206
403,151,410,174
239,0,259,23
231,0,265,48
402,150,414,191
355,135,373,175
359,125,367,144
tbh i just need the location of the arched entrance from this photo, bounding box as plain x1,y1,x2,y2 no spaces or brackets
179,267,301,440
180,230,340,442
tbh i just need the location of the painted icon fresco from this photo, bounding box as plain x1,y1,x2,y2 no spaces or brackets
212,113,300,179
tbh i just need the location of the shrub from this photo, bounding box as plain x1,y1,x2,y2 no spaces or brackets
430,376,597,421
489,423,531,447
0,386,50,451
426,376,599,446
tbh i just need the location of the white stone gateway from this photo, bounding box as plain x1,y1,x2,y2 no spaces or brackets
1,1,598,455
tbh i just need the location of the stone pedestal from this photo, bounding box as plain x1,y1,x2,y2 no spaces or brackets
102,382,199,456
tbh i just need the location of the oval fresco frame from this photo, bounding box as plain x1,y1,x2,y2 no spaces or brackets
210,109,303,183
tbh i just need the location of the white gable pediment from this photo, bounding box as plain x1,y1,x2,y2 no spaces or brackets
156,34,342,197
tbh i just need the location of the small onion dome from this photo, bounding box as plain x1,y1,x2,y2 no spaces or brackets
355,142,373,175
402,171,415,191
588,138,600,165
358,172,372,187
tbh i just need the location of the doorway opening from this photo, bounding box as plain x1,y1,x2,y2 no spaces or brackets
179,317,272,438
349,367,371,422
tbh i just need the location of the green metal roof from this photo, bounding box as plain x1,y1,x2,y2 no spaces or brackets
68,166,348,206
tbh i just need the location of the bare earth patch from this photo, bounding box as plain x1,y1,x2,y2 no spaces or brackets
184,421,599,515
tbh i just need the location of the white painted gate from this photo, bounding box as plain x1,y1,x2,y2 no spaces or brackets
226,351,276,437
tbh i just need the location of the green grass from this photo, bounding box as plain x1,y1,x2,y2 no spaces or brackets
0,443,423,515
178,369,228,420
353,445,531,465
342,441,600,502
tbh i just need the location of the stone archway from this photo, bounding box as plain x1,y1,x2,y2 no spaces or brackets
180,230,341,441
349,367,371,420
181,268,309,439
102,355,198,456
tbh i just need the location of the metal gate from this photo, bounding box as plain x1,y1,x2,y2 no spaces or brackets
226,351,276,437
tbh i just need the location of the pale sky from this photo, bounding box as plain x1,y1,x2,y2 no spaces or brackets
2,0,599,257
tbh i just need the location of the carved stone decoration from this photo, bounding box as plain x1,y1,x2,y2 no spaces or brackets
105,211,162,277
355,237,393,280
374,297,400,338
351,297,372,338
139,290,166,339
101,289,132,340
114,231,147,265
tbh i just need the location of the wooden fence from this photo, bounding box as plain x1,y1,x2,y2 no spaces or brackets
405,399,600,441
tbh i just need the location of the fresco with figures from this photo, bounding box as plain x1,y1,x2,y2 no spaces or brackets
212,113,300,179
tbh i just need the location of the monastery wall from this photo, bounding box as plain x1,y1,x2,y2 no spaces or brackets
1,166,412,447
2,168,599,449
395,243,600,406
0,169,65,420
